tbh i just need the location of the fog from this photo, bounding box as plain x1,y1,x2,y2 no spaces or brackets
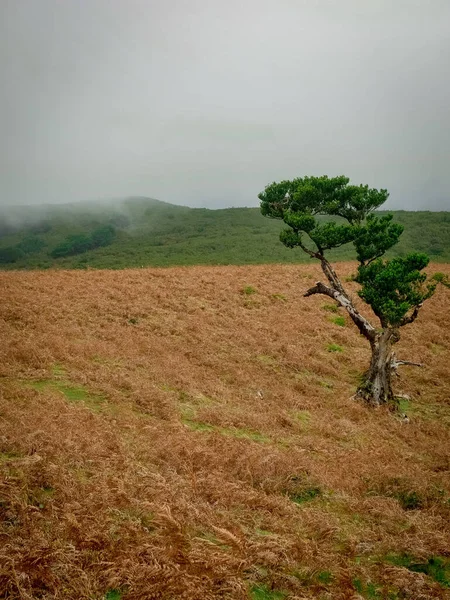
1,0,449,210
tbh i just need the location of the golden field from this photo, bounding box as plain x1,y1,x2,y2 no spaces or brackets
1,263,450,599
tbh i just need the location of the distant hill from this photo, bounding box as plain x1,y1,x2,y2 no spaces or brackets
0,197,449,269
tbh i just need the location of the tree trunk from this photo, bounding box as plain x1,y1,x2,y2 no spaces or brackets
356,329,397,406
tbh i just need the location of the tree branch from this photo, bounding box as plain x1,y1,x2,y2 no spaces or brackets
304,281,376,342
298,239,320,259
318,257,348,297
400,303,423,326
391,353,423,371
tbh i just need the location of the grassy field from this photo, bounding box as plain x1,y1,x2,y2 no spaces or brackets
1,262,450,599
1,198,450,270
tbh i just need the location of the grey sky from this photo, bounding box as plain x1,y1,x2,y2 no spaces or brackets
1,0,449,210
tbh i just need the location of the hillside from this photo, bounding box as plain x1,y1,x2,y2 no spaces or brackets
1,198,450,269
1,263,450,599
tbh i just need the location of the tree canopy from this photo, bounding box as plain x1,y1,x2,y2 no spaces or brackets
259,175,448,406
259,175,436,329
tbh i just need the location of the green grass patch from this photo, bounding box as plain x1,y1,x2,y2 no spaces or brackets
395,396,411,415
317,570,334,585
327,343,343,353
283,474,323,504
104,590,123,600
27,379,106,411
322,303,339,313
0,451,23,462
352,578,383,599
288,486,322,504
242,285,257,295
319,379,334,389
249,584,287,600
271,293,287,301
331,316,346,327
294,410,311,426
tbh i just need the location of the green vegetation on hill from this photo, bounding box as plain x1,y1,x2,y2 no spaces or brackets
0,197,449,270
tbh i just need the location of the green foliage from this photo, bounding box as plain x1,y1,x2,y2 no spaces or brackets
327,343,343,352
259,175,388,224
242,285,257,295
354,214,404,264
259,176,443,329
432,272,450,288
16,235,46,255
91,224,116,248
317,571,334,585
288,486,322,504
50,225,116,258
104,590,123,600
0,246,23,264
322,303,339,313
331,316,346,327
259,176,393,256
250,584,287,599
51,233,93,258
0,198,450,270
352,578,383,599
356,253,436,326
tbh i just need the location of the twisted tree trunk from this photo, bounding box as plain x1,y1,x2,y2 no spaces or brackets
303,257,418,407
356,329,397,406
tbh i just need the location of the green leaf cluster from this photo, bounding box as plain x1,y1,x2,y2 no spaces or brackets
259,175,390,255
259,175,388,225
259,175,440,328
51,225,116,258
356,254,436,326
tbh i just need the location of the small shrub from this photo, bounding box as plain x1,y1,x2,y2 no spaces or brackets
243,285,257,295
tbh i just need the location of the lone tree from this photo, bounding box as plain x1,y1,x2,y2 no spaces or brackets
259,175,447,407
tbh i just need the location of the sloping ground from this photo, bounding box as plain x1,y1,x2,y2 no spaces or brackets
1,263,449,600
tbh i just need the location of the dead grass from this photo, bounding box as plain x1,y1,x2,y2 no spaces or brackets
1,262,449,599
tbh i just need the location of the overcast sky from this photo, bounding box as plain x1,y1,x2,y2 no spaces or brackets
1,0,449,210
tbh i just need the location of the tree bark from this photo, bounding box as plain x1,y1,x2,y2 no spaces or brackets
303,260,421,408
356,329,397,406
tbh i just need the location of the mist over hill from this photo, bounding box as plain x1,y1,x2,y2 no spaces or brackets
0,197,449,269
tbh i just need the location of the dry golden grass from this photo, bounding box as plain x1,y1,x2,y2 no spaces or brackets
1,263,449,600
